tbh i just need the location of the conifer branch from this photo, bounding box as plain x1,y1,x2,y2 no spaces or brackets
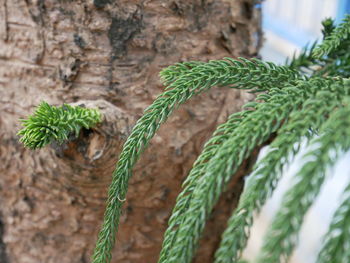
286,17,350,80
316,18,350,78
92,57,299,263
320,17,336,39
161,57,300,92
287,18,332,74
18,101,102,149
92,67,207,263
214,79,348,263
164,79,324,263
317,181,350,263
158,60,302,262
159,61,307,261
158,110,249,263
313,15,350,58
158,95,270,263
257,96,350,263
287,41,319,74
288,18,350,78
160,61,205,85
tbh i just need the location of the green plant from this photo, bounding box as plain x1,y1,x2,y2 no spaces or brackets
18,102,102,149
19,16,350,263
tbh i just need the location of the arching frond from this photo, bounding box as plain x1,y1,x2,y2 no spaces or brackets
257,97,350,263
159,58,303,261
158,109,250,263
161,57,301,92
163,78,328,263
214,79,348,263
92,57,300,263
159,92,274,263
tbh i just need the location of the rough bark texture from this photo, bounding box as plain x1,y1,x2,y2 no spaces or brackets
0,0,261,262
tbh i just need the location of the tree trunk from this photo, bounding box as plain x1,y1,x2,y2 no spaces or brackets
0,0,261,262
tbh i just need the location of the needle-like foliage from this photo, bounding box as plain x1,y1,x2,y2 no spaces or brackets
313,15,350,58
158,60,300,263
257,97,350,263
91,58,300,263
18,16,350,263
214,79,349,263
289,18,350,78
317,179,350,263
162,79,325,263
158,107,252,263
18,101,101,149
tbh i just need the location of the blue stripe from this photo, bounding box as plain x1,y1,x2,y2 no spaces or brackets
263,14,318,48
336,0,350,24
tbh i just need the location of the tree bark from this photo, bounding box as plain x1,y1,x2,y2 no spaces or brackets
0,0,261,262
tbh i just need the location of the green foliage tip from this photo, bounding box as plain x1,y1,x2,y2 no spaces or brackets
18,101,102,149
312,15,350,58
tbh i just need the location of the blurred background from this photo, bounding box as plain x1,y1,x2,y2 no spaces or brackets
243,1,350,262
261,0,350,62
